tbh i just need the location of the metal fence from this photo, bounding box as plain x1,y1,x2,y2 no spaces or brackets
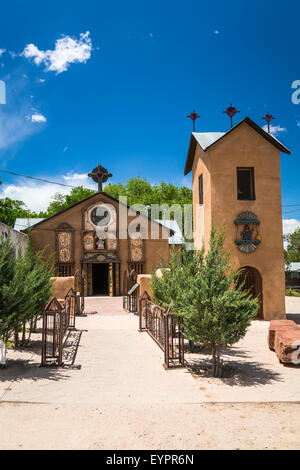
123,294,137,313
139,291,185,369
65,287,76,329
123,268,138,313
41,294,73,366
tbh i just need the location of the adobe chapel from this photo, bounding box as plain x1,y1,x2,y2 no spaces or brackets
20,115,291,321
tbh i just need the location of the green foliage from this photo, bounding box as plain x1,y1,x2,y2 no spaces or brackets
104,176,192,214
0,197,38,227
284,228,300,263
0,234,54,346
0,177,192,227
41,186,95,217
152,228,258,377
151,247,201,309
286,289,300,297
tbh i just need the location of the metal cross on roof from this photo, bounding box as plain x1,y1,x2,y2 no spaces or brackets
222,103,240,128
88,164,112,192
187,110,200,132
262,113,275,134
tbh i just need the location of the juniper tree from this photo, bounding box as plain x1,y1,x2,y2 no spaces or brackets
152,228,258,377
177,228,258,376
0,234,54,347
0,235,17,343
151,246,201,310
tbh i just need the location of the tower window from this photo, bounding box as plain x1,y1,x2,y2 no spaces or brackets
199,174,203,204
237,167,255,200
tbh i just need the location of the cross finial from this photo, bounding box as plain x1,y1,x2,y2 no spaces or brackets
262,112,275,134
88,164,112,192
187,110,200,132
222,103,240,128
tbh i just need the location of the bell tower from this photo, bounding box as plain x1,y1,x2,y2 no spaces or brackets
184,116,291,320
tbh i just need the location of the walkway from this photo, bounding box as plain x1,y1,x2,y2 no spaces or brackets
0,297,199,405
0,297,300,449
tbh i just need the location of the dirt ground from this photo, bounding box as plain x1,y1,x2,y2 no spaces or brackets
0,296,300,450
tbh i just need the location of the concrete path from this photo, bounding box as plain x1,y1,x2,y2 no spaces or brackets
1,296,300,405
1,296,300,449
0,297,200,405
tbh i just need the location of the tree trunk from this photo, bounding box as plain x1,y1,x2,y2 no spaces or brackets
212,344,217,376
14,330,19,349
21,323,26,345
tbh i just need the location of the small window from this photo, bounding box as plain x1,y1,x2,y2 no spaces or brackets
237,167,255,200
58,264,73,277
129,263,144,274
199,174,203,205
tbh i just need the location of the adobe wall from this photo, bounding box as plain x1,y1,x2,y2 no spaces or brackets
192,123,286,320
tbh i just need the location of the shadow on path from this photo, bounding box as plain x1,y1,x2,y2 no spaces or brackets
186,345,283,386
0,330,83,384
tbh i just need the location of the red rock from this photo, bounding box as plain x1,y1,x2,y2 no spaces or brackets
274,329,300,364
268,320,298,350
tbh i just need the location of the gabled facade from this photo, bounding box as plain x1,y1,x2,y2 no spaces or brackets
185,117,291,320
28,191,170,296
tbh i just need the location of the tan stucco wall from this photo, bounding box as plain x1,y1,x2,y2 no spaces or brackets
192,122,286,320
30,192,169,295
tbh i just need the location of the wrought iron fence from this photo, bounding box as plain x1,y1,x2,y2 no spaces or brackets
41,294,73,366
123,268,138,313
139,291,185,369
123,293,137,313
65,287,76,329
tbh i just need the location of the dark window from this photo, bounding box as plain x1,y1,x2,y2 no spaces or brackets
237,167,255,200
199,174,203,204
58,264,73,277
129,263,144,274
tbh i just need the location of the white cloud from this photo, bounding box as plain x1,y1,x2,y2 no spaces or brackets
38,78,46,83
0,183,68,212
214,30,220,34
30,112,46,123
283,219,300,236
0,49,6,56
63,172,89,182
0,173,96,212
22,31,92,74
262,124,287,136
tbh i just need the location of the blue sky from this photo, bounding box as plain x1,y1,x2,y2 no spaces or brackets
0,0,299,228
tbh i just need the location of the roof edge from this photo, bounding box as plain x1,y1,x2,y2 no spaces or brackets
184,116,291,175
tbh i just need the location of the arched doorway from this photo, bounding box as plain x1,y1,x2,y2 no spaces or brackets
237,266,263,319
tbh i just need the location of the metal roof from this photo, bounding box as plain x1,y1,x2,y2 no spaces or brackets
285,262,300,272
192,132,225,151
184,116,291,175
154,219,183,244
14,218,45,231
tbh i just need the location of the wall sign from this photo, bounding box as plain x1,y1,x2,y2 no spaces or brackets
234,211,261,253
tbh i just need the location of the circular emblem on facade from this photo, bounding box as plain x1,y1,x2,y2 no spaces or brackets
90,205,111,227
234,211,261,253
